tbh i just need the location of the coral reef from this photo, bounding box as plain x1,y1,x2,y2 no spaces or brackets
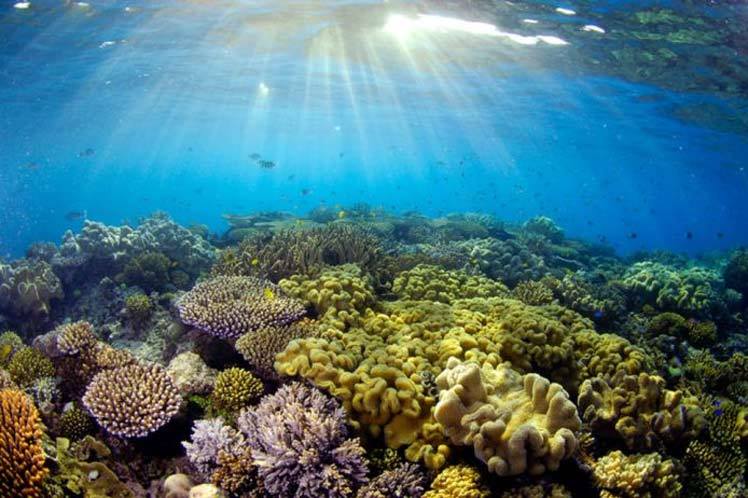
392,264,509,304
356,462,426,498
0,258,63,327
7,346,55,386
511,279,554,305
458,238,548,287
82,362,182,438
422,465,489,498
234,320,318,380
434,357,581,476
183,418,244,479
593,450,682,498
237,382,369,498
117,251,172,292
211,367,263,412
177,275,306,340
0,389,48,498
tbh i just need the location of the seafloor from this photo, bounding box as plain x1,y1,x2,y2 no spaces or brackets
1,207,746,497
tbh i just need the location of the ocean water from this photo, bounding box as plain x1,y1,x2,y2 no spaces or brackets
2,1,748,498
1,0,747,257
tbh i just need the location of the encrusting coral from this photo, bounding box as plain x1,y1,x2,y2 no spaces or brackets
237,382,369,498
177,275,307,340
577,370,705,450
593,450,682,498
0,389,48,498
434,357,581,476
422,464,490,498
82,362,182,438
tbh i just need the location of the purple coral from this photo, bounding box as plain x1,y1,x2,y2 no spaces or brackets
177,276,306,340
237,382,368,498
182,418,244,480
357,463,427,498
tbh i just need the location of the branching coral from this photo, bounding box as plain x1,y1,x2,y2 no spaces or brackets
183,417,245,480
593,450,682,498
124,293,153,327
211,448,263,497
0,389,48,497
234,319,318,380
422,465,489,498
577,371,704,450
356,463,427,498
7,346,55,387
511,280,554,305
56,321,98,355
211,367,263,412
177,275,306,340
58,404,94,441
280,264,377,330
392,264,509,304
237,382,369,498
434,357,581,476
82,362,182,438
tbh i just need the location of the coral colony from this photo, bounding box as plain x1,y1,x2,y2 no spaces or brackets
1,210,747,497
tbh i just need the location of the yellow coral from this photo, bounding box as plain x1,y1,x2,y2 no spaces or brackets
212,367,264,412
594,450,681,498
422,465,490,498
434,358,581,476
392,264,508,304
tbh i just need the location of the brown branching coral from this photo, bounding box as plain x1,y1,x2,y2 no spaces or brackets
56,321,98,355
235,319,318,380
512,280,554,305
82,363,182,438
0,389,48,497
212,367,264,412
177,275,306,340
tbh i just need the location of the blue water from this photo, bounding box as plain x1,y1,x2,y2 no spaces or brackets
1,0,747,257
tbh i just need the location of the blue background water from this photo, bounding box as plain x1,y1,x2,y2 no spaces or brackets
1,0,747,258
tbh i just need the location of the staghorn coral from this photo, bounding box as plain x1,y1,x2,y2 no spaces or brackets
7,346,55,387
392,264,509,304
56,320,98,355
280,264,377,330
593,450,682,498
183,417,244,480
237,382,368,498
578,370,705,451
177,275,306,340
458,238,548,287
434,357,581,476
82,362,182,438
356,462,426,498
0,389,48,498
422,464,489,498
211,367,263,413
0,258,63,325
511,280,554,305
234,319,318,381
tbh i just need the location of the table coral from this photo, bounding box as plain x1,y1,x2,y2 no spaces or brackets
578,371,704,450
0,389,48,498
82,362,182,438
434,357,581,476
177,275,307,340
593,450,682,498
392,264,509,304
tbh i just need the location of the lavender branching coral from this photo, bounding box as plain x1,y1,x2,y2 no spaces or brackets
183,417,244,480
177,275,306,340
237,381,369,498
82,362,182,438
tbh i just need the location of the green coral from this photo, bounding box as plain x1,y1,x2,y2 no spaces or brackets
392,264,509,304
124,293,153,326
7,347,55,387
212,368,264,413
458,238,547,287
117,251,172,292
51,436,134,498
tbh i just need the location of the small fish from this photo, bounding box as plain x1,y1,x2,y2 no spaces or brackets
258,160,276,169
78,148,95,157
263,288,275,300
628,232,638,239
65,210,87,221
251,258,259,266
686,231,693,240
300,188,312,196
0,344,13,364
250,153,261,160
22,162,40,170
593,309,605,320
337,210,347,219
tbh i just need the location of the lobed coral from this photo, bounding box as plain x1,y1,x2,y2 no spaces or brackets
434,357,581,476
458,238,548,287
593,450,682,498
542,273,626,325
82,362,182,438
237,382,369,498
0,389,48,498
177,275,306,340
577,371,704,450
0,259,63,325
392,264,509,304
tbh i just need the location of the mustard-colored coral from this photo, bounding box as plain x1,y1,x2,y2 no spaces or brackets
578,371,704,450
511,280,554,306
235,319,318,380
573,331,654,382
593,450,682,498
7,346,55,387
212,367,264,412
0,389,48,498
434,357,581,476
392,264,508,304
279,264,376,331
422,465,489,498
